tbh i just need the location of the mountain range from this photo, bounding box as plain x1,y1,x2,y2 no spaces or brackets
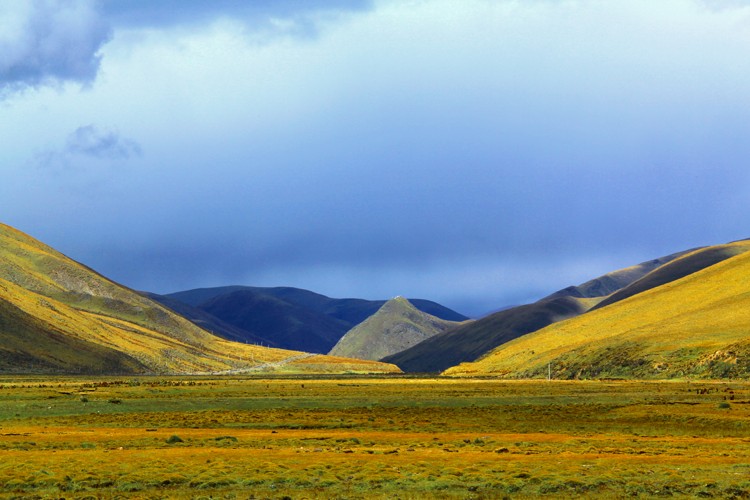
3,220,750,379
150,286,468,354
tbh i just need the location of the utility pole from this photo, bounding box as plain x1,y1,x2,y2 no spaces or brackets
548,363,551,381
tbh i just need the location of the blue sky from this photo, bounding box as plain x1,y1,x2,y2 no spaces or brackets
2,0,750,317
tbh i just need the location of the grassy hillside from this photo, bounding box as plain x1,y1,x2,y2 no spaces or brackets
161,286,468,353
446,242,750,379
386,243,748,374
328,297,465,360
0,223,400,375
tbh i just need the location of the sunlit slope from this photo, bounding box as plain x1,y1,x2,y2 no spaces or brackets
0,224,400,374
328,297,465,360
446,246,750,379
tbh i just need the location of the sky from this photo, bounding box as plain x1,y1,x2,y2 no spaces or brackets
2,0,750,317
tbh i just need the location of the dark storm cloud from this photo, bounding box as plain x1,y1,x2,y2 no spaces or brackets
0,0,110,93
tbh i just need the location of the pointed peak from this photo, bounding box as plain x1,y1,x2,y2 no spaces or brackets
385,295,413,307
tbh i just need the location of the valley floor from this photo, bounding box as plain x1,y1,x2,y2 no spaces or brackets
0,376,749,498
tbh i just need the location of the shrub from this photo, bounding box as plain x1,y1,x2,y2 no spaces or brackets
166,435,184,444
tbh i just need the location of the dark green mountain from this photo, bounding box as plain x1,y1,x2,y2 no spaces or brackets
142,292,278,347
158,286,468,353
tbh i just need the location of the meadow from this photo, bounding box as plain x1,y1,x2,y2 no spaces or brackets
0,376,749,498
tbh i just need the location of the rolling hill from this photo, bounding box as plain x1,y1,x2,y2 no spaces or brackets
0,223,400,375
445,240,750,379
384,243,748,373
328,296,466,360
155,286,468,353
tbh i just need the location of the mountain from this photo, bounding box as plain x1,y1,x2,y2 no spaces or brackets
445,240,750,379
0,223,400,375
384,245,740,373
328,297,466,361
157,286,468,353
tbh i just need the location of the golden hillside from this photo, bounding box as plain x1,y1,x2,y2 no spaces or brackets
0,223,399,375
446,241,750,379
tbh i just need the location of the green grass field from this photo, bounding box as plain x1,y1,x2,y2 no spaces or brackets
1,376,750,498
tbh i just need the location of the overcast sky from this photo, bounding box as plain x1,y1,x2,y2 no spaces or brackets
2,0,750,317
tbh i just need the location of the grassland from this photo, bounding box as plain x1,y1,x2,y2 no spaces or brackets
1,376,750,498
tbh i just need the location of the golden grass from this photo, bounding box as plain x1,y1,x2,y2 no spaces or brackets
1,377,750,498
446,242,750,378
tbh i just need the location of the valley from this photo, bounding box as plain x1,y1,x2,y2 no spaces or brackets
1,376,749,498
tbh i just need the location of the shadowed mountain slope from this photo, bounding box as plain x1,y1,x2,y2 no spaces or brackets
143,292,279,347
328,297,466,361
445,240,750,379
0,223,400,375
199,290,350,353
160,286,468,353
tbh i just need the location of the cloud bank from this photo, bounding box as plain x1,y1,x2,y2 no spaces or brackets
0,0,110,94
4,0,750,316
